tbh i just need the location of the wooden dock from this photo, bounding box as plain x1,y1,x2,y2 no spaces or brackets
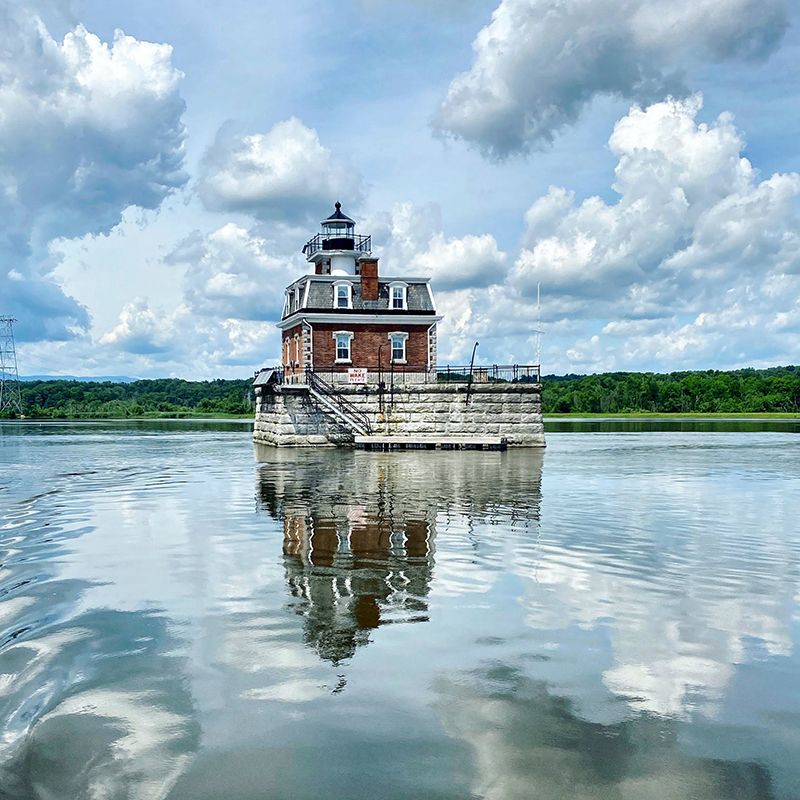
354,435,507,451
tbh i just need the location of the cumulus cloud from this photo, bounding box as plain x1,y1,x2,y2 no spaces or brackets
511,96,800,310
197,118,363,225
0,5,187,341
419,96,800,372
98,298,278,375
434,0,789,156
99,299,174,355
368,201,508,290
410,233,507,290
166,223,299,321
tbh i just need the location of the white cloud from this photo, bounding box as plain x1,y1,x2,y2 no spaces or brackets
419,96,800,372
197,118,363,224
166,223,299,321
96,298,278,376
511,95,800,314
241,96,798,375
89,222,292,374
99,298,174,355
434,0,788,157
410,232,507,290
0,5,187,341
368,202,508,290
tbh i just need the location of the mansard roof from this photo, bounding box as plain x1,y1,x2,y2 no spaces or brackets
281,276,437,323
305,280,434,312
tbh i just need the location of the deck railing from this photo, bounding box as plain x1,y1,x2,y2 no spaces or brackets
265,365,541,387
434,364,541,384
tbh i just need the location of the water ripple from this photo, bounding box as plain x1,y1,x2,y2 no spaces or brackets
0,421,798,799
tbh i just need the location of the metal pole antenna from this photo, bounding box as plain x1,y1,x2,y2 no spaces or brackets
0,316,23,415
536,282,542,372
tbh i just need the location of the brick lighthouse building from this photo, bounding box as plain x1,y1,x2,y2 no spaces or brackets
278,202,441,383
253,203,545,449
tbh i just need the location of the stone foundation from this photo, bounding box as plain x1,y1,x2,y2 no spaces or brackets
253,383,545,447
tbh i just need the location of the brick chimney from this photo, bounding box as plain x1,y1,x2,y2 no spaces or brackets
360,258,379,301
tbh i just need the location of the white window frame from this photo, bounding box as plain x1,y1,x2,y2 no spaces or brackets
333,330,353,363
389,282,408,310
388,331,408,364
333,281,352,310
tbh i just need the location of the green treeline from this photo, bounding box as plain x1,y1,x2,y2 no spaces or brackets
542,366,800,414
8,378,254,418
2,367,799,419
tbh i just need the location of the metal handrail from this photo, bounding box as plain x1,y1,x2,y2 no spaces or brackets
307,371,372,435
264,364,541,387
436,364,541,384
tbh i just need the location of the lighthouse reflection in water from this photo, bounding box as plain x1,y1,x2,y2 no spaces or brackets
255,446,542,669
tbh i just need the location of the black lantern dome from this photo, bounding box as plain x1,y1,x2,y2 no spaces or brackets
320,201,355,249
303,202,372,257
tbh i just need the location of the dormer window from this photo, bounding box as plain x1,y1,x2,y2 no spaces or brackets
334,282,352,309
389,282,407,310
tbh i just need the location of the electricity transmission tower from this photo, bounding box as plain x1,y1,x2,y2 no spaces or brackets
0,316,22,414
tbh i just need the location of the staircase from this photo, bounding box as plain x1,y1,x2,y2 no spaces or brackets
307,372,373,436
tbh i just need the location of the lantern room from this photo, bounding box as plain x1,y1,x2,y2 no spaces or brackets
303,202,372,276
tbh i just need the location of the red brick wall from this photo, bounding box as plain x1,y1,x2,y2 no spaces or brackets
312,323,431,371
282,324,303,371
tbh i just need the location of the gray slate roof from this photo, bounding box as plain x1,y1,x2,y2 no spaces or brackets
304,281,434,313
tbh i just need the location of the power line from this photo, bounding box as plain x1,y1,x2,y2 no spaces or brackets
0,317,22,415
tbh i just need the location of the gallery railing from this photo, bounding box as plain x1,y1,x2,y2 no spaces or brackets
302,233,372,257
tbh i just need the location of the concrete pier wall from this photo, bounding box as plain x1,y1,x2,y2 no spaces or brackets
253,383,545,447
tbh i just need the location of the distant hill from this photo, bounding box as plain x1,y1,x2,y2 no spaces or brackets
21,375,138,383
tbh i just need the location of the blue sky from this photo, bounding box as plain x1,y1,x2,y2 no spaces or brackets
4,0,800,377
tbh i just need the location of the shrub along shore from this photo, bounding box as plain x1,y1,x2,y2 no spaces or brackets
1,366,799,419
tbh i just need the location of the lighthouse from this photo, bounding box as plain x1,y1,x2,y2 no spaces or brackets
253,203,544,449
278,202,441,383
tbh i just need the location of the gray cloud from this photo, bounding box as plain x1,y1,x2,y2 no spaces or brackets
0,5,187,341
434,0,789,157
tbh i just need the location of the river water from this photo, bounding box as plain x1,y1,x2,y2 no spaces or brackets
0,420,799,800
